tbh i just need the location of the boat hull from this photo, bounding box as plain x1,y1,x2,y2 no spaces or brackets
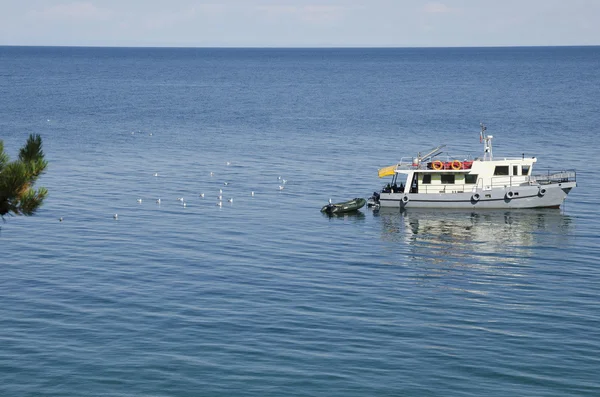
321,198,366,214
378,182,575,209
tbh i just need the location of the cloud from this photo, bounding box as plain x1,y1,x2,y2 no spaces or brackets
257,4,352,23
257,5,298,15
423,2,452,14
195,4,228,16
141,7,200,30
28,2,111,21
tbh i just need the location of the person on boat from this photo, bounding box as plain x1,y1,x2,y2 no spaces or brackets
410,176,418,193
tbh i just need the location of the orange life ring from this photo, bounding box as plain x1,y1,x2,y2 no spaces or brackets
432,161,444,170
451,160,462,170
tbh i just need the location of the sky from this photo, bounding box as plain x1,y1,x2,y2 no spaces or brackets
1,0,599,47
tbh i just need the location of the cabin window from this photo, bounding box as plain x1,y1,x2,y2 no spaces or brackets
441,174,455,184
465,174,478,184
494,166,509,176
422,174,432,184
513,166,518,176
522,165,530,175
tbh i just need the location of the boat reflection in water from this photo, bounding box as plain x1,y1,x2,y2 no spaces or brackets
322,210,366,222
373,207,573,269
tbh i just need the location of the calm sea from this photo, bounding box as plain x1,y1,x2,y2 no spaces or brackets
1,46,599,396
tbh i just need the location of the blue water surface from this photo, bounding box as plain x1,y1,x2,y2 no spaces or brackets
1,46,599,396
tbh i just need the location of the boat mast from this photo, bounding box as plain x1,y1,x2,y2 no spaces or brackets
481,123,493,161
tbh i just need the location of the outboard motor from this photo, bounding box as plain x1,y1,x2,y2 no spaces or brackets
367,192,380,207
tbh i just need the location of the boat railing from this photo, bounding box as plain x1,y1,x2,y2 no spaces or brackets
417,184,477,194
412,171,576,194
435,154,475,163
395,154,475,170
380,169,576,194
415,177,549,193
531,169,576,185
489,156,533,161
489,175,531,188
487,170,576,189
394,157,422,170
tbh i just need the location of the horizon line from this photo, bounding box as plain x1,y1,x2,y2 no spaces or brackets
1,44,599,50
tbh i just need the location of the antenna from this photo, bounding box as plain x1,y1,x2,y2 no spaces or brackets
481,123,493,161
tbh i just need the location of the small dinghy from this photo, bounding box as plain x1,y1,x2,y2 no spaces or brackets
321,197,366,215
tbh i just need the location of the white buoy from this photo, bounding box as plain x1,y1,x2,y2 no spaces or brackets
329,198,332,204
282,179,287,184
183,202,187,208
137,198,142,204
226,161,231,166
59,217,63,222
177,197,184,202
200,193,205,198
154,173,158,177
224,182,229,186
217,201,222,207
251,191,255,197
279,185,284,190
113,214,118,220
228,198,233,203
156,199,161,204
218,195,222,201
219,188,223,194
210,172,214,177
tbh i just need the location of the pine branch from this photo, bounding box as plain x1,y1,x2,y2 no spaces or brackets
0,162,29,199
19,187,48,216
19,134,44,163
0,141,9,172
0,135,48,219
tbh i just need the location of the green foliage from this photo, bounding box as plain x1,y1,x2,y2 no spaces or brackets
0,134,48,219
0,141,8,171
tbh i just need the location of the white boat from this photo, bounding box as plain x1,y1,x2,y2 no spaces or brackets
369,124,576,209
